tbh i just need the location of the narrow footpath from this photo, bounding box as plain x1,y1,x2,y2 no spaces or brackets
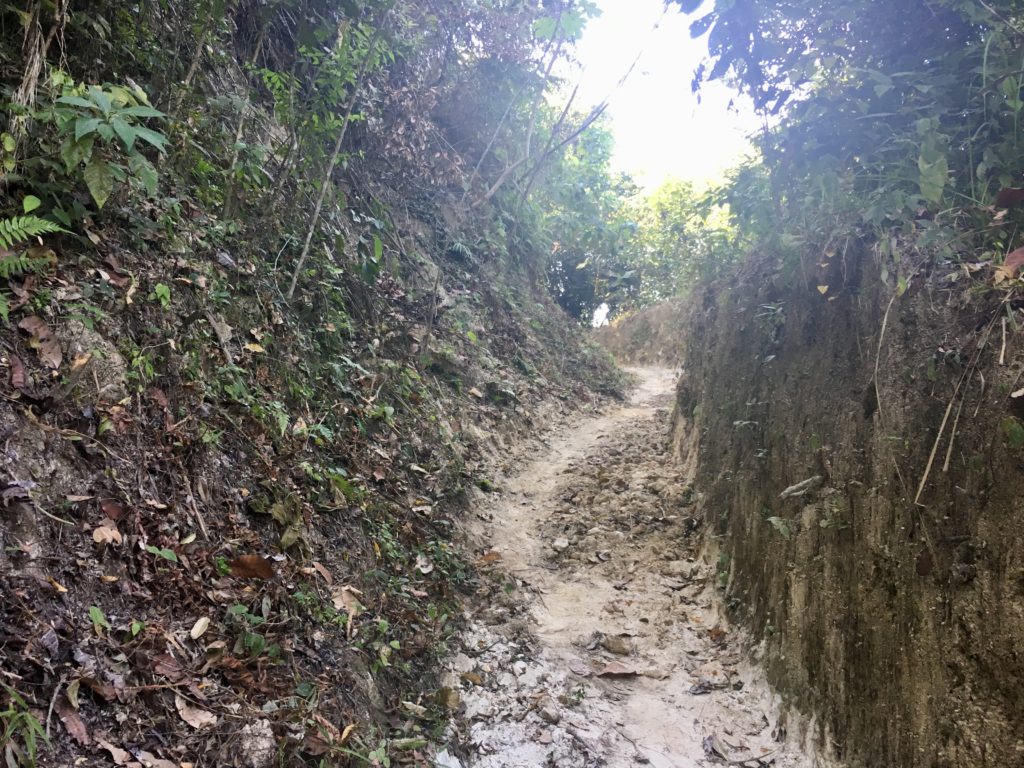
438,369,823,768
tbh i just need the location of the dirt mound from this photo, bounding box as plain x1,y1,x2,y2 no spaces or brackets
595,300,688,366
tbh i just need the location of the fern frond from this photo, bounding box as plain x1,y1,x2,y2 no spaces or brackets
0,215,63,250
0,252,49,280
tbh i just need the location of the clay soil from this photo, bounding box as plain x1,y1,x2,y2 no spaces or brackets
439,369,827,767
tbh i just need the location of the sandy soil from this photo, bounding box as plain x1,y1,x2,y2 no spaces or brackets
438,369,828,768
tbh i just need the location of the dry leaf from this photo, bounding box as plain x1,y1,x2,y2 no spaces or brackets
175,694,218,729
92,521,123,546
190,617,211,640
100,498,125,520
9,354,27,390
331,585,364,614
136,750,177,768
55,695,90,745
97,739,133,765
17,315,63,369
995,247,1024,284
229,554,275,579
243,343,265,353
48,577,68,593
310,561,334,584
816,285,829,295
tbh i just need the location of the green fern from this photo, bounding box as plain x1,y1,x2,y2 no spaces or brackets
0,215,62,250
0,215,62,322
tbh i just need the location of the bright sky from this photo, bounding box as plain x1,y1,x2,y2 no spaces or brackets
566,0,761,189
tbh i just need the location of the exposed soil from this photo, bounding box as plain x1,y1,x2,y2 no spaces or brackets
439,369,823,767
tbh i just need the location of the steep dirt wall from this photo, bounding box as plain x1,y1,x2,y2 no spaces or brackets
594,298,688,366
674,249,1024,767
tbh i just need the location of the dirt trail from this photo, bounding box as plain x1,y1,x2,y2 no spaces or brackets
439,369,825,768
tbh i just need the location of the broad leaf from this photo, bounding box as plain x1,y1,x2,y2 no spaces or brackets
74,116,103,142
129,153,158,196
110,117,137,150
83,159,114,208
134,126,168,152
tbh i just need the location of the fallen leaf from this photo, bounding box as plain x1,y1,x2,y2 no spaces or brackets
100,498,125,520
461,671,483,686
477,550,502,566
229,554,275,579
995,247,1024,284
310,561,334,584
152,653,184,681
92,521,123,546
597,661,638,677
136,750,177,768
9,354,27,389
816,285,829,295
48,577,68,593
70,353,92,373
189,617,211,640
243,343,265,353
97,739,133,765
55,695,90,745
331,585,364,614
468,387,484,398
17,315,62,369
174,694,218,729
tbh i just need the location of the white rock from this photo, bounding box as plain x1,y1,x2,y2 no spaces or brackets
239,719,276,768
552,537,571,553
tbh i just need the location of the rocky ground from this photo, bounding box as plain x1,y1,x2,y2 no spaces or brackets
435,369,828,767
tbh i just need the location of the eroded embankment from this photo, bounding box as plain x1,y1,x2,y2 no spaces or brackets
439,369,821,767
674,253,1024,767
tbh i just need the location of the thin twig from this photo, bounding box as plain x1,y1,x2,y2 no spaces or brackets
873,293,897,426
286,4,394,299
942,393,965,473
915,312,1000,505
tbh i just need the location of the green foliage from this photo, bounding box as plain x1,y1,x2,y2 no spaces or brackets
36,74,167,211
1,684,48,767
0,215,61,322
0,215,62,250
676,0,1024,288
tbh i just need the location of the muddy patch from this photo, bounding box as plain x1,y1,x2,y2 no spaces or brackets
439,369,826,767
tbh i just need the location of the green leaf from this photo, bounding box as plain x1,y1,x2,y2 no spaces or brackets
60,135,95,169
918,151,948,205
2,132,15,152
129,153,158,196
373,234,383,262
118,105,165,118
88,605,111,631
56,95,98,110
130,620,145,637
110,117,137,150
74,116,103,142
22,195,41,214
134,126,168,152
88,85,112,116
83,159,114,208
146,544,178,562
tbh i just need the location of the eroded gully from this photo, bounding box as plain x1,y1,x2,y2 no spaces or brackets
437,368,828,768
